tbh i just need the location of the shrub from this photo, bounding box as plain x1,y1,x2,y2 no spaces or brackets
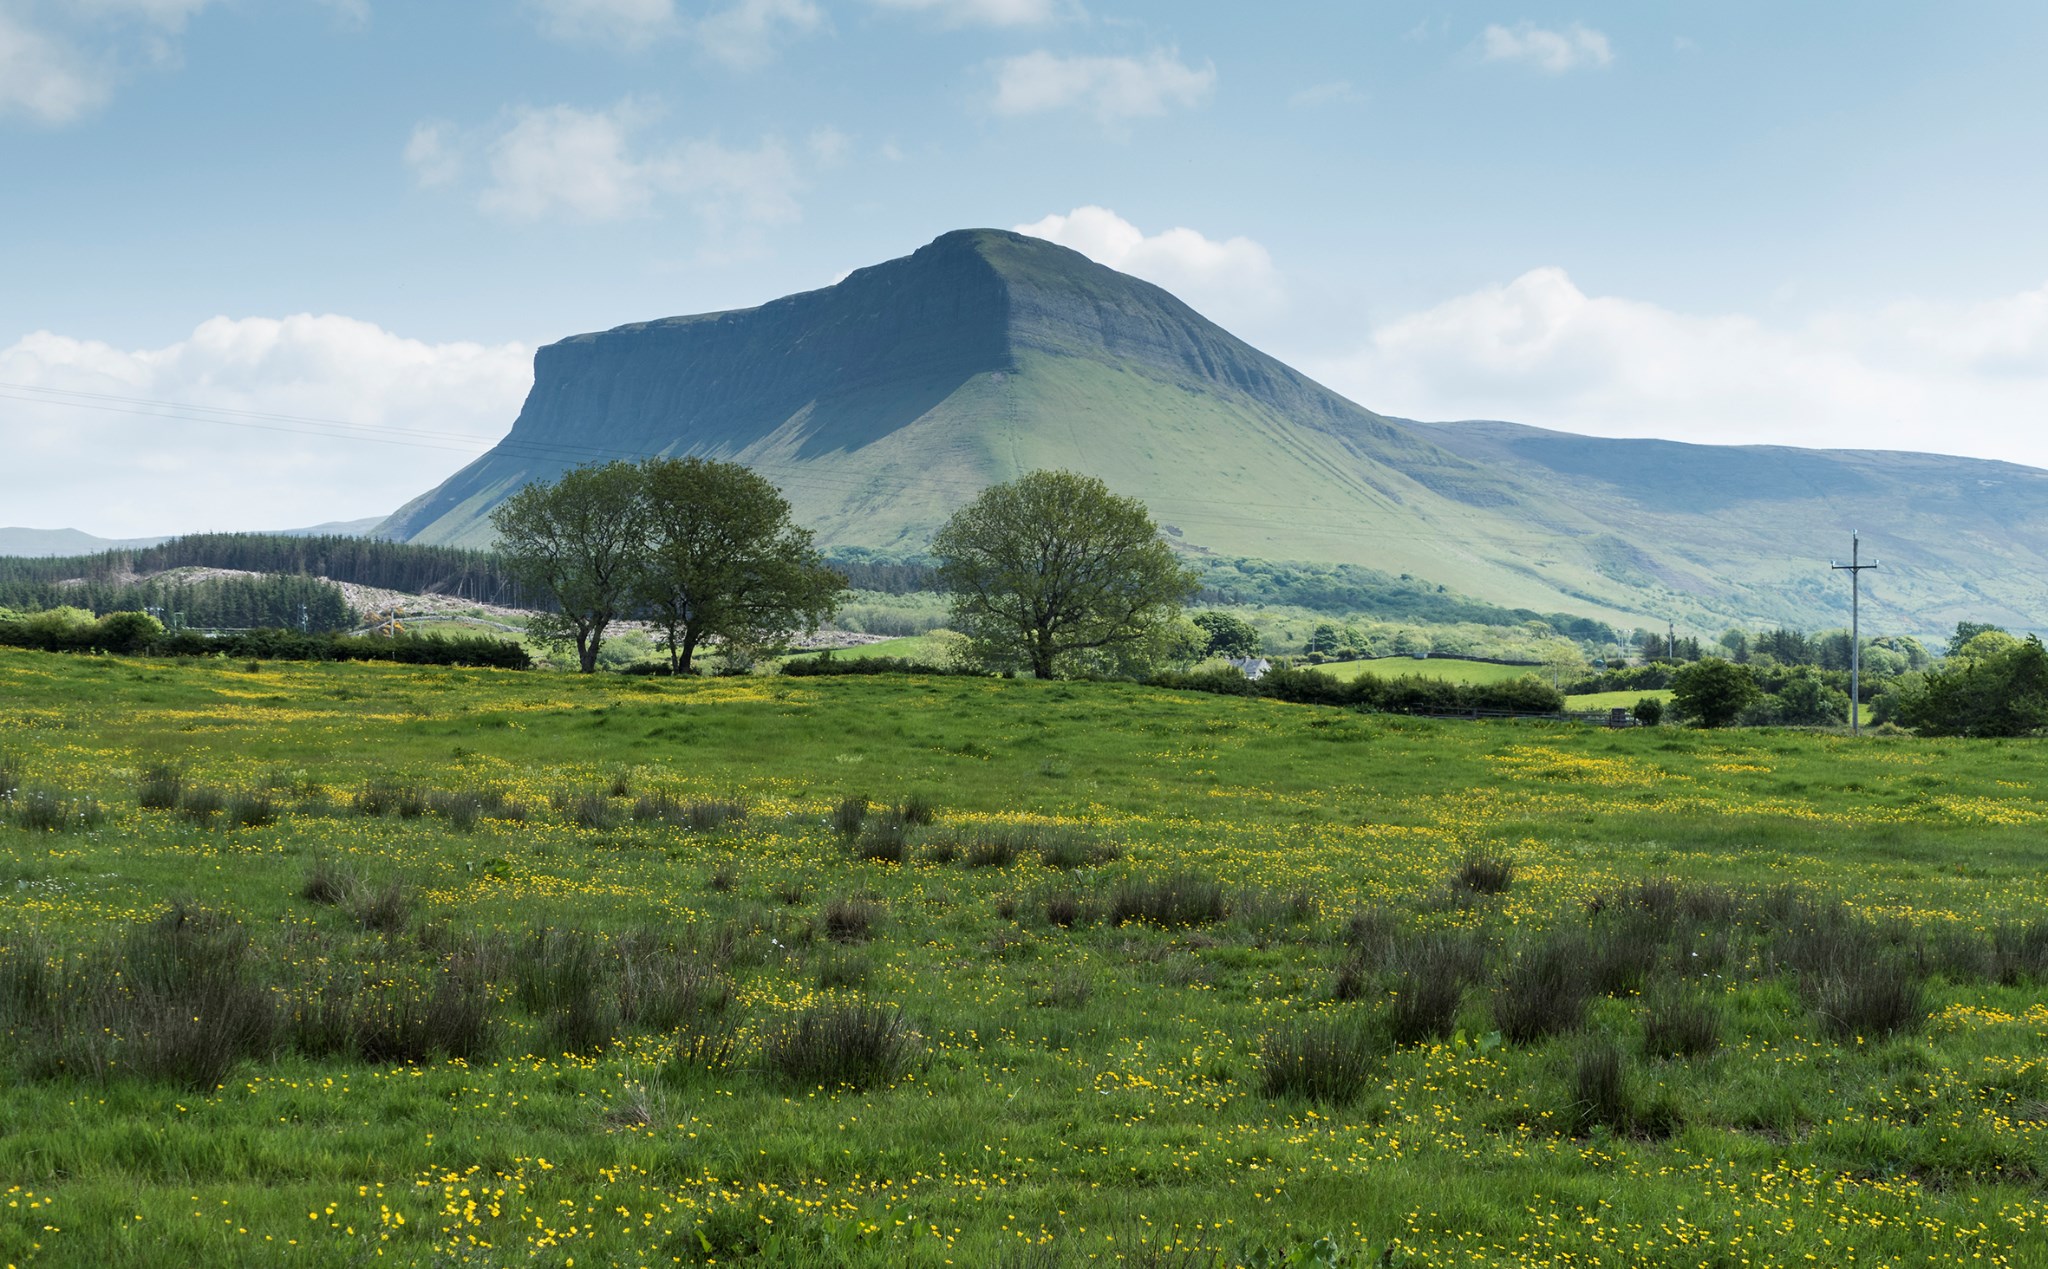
137,762,184,810
1632,697,1664,726
1108,873,1229,927
1259,1017,1382,1104
830,795,869,836
1454,852,1514,896
1494,933,1596,1044
1642,990,1722,1059
760,1002,922,1088
822,897,880,943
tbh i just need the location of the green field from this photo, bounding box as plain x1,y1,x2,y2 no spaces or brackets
1,648,2045,1267
1311,656,1550,687
1564,689,1675,712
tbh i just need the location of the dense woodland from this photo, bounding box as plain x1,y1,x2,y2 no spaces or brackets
0,573,356,633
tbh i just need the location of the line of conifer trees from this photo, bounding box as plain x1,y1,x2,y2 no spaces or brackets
0,573,355,633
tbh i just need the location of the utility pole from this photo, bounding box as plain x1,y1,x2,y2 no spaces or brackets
1831,532,1879,735
1668,620,1677,662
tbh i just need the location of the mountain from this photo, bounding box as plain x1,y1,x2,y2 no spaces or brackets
0,518,387,559
382,229,2048,637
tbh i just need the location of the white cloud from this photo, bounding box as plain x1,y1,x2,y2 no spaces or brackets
0,316,533,537
696,0,824,68
871,0,1064,26
991,48,1214,127
477,102,663,221
528,0,677,49
1014,206,1283,326
0,7,109,124
420,101,803,236
807,124,851,166
1479,22,1612,73
528,0,822,63
1317,268,2048,469
402,120,462,187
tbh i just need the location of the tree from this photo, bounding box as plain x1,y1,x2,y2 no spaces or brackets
1668,658,1759,728
636,457,844,674
1891,634,2048,737
932,470,1199,679
1538,637,1586,691
490,462,647,673
1192,611,1260,660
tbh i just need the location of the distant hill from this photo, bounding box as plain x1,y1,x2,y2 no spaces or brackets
381,229,2045,637
0,518,386,559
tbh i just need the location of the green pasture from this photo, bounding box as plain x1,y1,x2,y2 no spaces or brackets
0,647,2044,1267
1309,656,1548,687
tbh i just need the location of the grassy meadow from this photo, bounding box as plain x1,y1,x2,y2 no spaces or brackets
1,647,2046,1267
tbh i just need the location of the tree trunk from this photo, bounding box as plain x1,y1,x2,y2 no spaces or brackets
578,628,600,674
679,628,700,674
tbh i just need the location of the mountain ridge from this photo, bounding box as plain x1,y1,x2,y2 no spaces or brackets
379,229,2048,638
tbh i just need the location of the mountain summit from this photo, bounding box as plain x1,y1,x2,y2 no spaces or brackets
383,230,2048,634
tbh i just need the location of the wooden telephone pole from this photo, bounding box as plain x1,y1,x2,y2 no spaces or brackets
1831,532,1879,735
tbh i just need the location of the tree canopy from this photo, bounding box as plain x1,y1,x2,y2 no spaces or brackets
490,459,842,674
932,470,1199,679
1668,658,1760,728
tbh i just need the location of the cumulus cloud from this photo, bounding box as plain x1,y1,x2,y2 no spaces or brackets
696,0,824,66
1478,22,1612,73
527,0,677,49
1014,206,1283,327
528,0,822,64
871,0,1065,26
991,48,1214,127
0,315,533,537
0,0,226,125
0,7,108,124
1316,268,2048,469
414,101,803,238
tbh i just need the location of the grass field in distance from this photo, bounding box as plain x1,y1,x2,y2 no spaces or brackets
0,647,2043,1267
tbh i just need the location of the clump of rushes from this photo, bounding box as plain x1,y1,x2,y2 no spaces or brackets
1641,989,1722,1059
1259,1017,1382,1104
895,793,937,826
760,1002,922,1089
821,897,880,943
1108,872,1228,927
1494,931,1595,1044
137,762,184,810
830,795,869,836
1454,851,1514,896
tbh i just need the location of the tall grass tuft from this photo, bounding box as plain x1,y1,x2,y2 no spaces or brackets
1493,932,1596,1044
895,793,938,826
514,929,619,1054
760,1002,922,1088
299,857,356,906
1386,933,1484,1046
1259,1017,1382,1104
853,816,909,864
137,762,184,810
345,879,415,934
1109,873,1229,927
1642,989,1722,1059
830,795,869,837
1453,852,1514,896
822,897,880,943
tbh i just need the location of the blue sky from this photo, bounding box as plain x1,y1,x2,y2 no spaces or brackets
5,0,2048,536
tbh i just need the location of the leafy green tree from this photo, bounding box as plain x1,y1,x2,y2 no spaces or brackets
1947,621,2007,658
636,457,844,674
1891,634,2048,737
1668,658,1759,728
932,470,1199,679
491,462,648,673
1192,611,1260,659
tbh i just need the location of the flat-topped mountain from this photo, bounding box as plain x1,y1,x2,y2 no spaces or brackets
381,230,2048,636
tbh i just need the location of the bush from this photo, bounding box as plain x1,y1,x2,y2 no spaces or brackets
760,1002,922,1088
1108,873,1228,927
1632,697,1663,726
1668,659,1760,728
1259,1017,1382,1104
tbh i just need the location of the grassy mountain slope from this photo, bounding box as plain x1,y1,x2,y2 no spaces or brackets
382,229,2047,637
